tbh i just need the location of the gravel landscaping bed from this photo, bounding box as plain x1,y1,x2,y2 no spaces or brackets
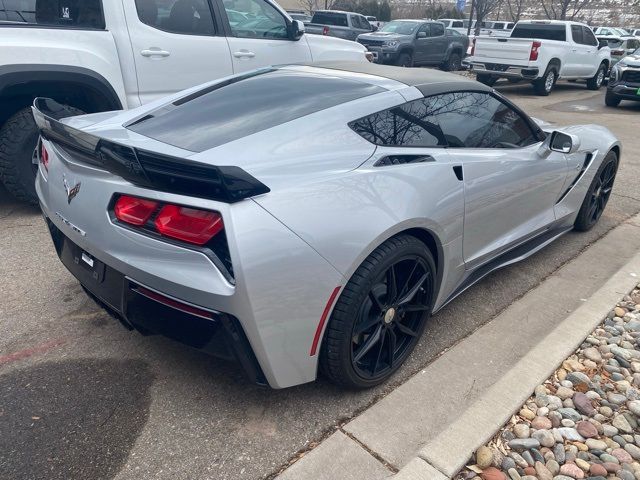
457,283,640,480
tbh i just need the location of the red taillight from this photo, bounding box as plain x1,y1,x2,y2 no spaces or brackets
40,142,49,172
470,38,476,56
322,26,329,35
529,41,541,61
114,195,159,226
154,205,223,245
612,50,624,56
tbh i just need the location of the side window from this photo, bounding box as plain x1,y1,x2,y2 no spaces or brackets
350,92,538,149
571,25,584,44
352,15,366,29
0,0,104,28
582,26,598,46
135,0,215,35
453,21,463,28
417,23,430,37
430,22,444,37
433,92,537,148
223,0,288,38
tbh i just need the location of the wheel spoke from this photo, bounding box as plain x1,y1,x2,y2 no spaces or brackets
353,314,382,335
372,329,386,374
368,290,384,312
395,321,418,337
386,265,398,303
353,324,382,363
387,329,397,368
398,272,429,306
398,262,419,299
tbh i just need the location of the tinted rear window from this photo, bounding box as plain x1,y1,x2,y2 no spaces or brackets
127,69,385,152
0,0,104,28
312,12,347,26
511,23,566,41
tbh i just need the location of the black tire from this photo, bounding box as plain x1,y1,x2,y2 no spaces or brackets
0,105,84,205
396,52,413,67
533,67,557,96
586,63,606,90
574,150,618,232
476,73,497,86
441,52,462,71
605,90,621,107
320,235,436,388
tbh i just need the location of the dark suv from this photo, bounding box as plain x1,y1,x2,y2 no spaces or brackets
605,48,640,107
356,19,469,70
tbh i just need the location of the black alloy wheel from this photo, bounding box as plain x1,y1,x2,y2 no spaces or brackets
574,151,618,231
320,235,435,388
351,255,433,380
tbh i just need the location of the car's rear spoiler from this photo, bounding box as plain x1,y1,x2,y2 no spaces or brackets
32,97,270,203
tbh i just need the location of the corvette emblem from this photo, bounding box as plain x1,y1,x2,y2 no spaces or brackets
63,174,81,204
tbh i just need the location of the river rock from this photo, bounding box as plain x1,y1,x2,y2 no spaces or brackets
576,421,598,438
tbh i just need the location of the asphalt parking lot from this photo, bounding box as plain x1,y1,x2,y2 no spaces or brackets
1,81,639,480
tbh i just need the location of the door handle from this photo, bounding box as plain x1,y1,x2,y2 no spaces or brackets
233,50,256,58
141,49,170,57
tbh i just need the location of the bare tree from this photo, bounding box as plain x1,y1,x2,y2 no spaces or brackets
504,0,527,22
298,0,319,14
474,0,501,33
539,0,596,20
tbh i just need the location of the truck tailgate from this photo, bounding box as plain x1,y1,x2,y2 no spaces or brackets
474,38,533,62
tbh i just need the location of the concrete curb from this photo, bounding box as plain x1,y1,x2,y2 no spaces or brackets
402,251,640,478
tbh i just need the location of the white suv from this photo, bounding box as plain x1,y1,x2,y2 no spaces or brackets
0,0,369,203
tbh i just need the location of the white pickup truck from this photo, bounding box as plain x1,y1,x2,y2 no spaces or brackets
465,20,611,96
0,0,369,204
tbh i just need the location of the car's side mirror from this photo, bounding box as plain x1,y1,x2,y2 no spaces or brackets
417,31,427,38
289,19,305,40
549,131,581,154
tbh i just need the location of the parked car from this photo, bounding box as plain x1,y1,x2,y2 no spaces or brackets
0,0,369,205
481,21,515,37
631,29,640,37
465,20,611,95
33,62,620,388
439,18,467,35
357,20,469,70
605,47,640,106
598,36,640,67
305,10,373,41
593,27,632,38
287,12,312,23
365,15,380,30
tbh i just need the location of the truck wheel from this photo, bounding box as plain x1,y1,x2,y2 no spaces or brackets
441,52,462,71
0,105,83,205
605,90,621,107
533,67,556,96
476,74,497,86
396,53,413,68
586,63,606,90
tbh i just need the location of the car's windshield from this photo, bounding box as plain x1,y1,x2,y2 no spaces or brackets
379,21,420,34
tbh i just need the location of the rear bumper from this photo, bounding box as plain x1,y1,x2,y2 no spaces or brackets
45,217,267,385
466,61,539,79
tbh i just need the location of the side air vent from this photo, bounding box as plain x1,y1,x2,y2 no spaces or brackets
556,152,594,204
374,155,435,167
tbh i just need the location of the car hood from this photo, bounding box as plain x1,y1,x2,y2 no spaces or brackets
618,53,640,68
357,32,409,41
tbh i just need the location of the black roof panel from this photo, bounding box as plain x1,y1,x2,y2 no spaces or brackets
308,61,490,96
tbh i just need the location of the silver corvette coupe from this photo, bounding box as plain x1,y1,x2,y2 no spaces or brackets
34,62,620,389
